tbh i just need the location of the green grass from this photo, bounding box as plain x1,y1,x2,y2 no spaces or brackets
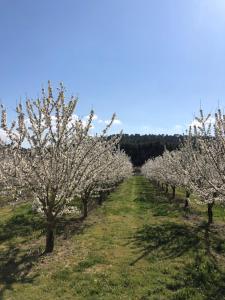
1,176,225,299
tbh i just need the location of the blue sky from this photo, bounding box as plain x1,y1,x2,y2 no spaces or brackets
0,0,225,134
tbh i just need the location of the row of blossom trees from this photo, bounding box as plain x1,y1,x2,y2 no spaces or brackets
142,109,225,225
0,82,133,253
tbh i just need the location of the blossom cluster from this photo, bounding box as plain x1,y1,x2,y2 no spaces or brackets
0,81,133,252
142,109,225,224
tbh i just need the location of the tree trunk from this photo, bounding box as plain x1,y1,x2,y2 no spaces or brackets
165,184,168,194
184,191,190,209
207,202,214,225
45,224,54,253
172,185,176,199
98,192,104,205
83,198,88,218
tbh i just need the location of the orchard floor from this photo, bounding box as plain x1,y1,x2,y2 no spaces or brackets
1,176,225,299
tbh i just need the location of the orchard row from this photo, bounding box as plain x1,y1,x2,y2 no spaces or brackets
142,109,225,225
0,82,133,253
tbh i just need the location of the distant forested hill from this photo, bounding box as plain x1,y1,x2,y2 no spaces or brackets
117,134,183,166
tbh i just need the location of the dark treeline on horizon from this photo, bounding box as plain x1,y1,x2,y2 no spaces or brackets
118,134,183,166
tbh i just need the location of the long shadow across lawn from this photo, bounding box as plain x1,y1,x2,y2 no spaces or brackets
0,205,45,243
129,219,225,299
0,203,93,243
129,222,217,264
133,177,192,218
0,205,92,299
0,245,39,299
170,250,225,299
129,177,225,299
0,205,45,298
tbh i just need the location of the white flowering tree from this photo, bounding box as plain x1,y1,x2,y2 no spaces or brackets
142,151,180,198
183,109,225,224
94,150,133,197
79,146,133,216
161,150,181,198
0,147,13,201
142,147,195,209
0,82,122,253
163,148,195,208
141,156,165,188
74,136,121,218
143,109,225,224
0,122,21,203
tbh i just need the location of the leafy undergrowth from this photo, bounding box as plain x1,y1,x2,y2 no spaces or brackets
1,176,225,299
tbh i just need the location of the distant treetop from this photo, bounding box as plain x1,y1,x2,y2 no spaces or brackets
115,134,183,166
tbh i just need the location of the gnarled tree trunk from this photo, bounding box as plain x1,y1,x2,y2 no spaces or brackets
207,201,214,225
165,184,168,194
98,191,104,206
184,190,190,209
83,198,88,218
171,185,176,199
45,220,55,253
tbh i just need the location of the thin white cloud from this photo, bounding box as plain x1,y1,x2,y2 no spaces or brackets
113,119,122,125
138,124,184,135
171,124,184,134
105,118,122,126
139,125,165,134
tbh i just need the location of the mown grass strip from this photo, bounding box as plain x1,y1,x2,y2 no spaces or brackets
1,176,225,299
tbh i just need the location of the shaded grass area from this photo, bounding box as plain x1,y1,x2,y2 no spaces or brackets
166,185,225,222
0,204,89,299
0,205,44,299
0,205,45,242
1,176,225,299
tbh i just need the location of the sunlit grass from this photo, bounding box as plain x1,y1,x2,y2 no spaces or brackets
1,176,225,299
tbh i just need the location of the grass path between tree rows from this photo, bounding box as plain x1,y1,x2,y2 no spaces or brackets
1,175,225,299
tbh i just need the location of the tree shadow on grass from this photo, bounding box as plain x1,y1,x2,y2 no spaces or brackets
0,205,93,298
134,180,204,219
134,189,189,218
168,253,225,300
0,205,45,243
129,222,225,299
129,222,203,265
0,245,40,299
0,203,92,242
133,177,206,220
56,216,92,240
